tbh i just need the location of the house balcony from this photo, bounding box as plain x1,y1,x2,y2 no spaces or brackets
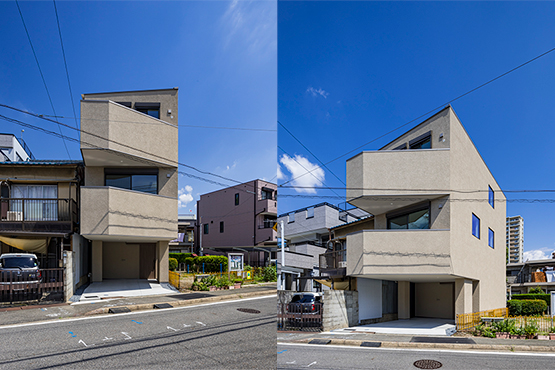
346,149,450,214
256,198,277,215
319,250,347,278
80,186,177,242
346,229,452,280
255,225,276,245
0,198,78,234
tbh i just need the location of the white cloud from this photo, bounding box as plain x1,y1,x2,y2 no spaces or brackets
524,248,555,262
178,186,194,209
307,87,329,99
276,164,286,180
279,154,324,194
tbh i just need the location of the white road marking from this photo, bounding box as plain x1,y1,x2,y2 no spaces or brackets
78,340,93,347
278,342,555,357
286,361,296,364
103,337,113,341
307,361,317,367
121,332,132,340
183,324,191,328
167,326,179,331
0,295,275,330
196,322,206,326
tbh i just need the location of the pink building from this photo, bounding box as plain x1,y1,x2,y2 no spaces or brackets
196,180,277,267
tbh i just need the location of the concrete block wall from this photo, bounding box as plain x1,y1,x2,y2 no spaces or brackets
322,290,359,331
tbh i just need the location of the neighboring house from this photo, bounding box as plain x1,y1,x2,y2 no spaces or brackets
507,258,555,295
321,105,506,323
79,88,179,283
196,180,277,267
507,215,524,264
170,214,196,253
0,133,34,162
0,143,87,297
277,202,369,292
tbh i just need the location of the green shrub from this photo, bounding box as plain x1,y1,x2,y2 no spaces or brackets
184,257,195,272
512,293,550,306
195,255,228,273
528,287,545,294
168,258,178,271
493,319,516,333
169,253,193,264
508,299,547,316
523,320,539,337
262,266,277,282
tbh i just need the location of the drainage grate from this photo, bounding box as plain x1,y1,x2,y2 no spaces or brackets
237,308,260,314
413,359,442,369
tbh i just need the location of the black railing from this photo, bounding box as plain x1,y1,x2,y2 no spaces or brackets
259,220,277,229
0,268,64,303
277,302,323,332
0,198,78,233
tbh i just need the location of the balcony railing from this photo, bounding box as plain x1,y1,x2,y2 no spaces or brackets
258,220,277,229
319,249,347,276
0,198,78,233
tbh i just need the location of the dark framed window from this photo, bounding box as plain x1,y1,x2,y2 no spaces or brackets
235,193,239,205
488,228,494,248
134,102,160,119
488,186,494,208
393,143,408,150
220,221,224,233
261,188,273,200
409,131,432,150
387,204,430,229
105,169,158,194
203,224,209,234
472,213,480,239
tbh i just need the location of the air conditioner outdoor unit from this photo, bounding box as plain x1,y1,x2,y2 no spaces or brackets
7,211,23,221
338,261,347,268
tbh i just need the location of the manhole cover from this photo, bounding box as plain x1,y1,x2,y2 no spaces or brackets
413,359,442,369
237,308,260,314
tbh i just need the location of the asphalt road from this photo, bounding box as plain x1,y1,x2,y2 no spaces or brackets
277,343,555,370
0,295,275,369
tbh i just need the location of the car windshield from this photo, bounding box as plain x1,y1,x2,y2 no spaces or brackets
1,257,37,268
290,295,316,303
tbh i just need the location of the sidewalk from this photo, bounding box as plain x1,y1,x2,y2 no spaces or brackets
277,328,555,354
0,283,276,327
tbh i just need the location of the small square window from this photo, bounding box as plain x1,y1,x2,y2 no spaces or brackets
288,212,295,223
488,186,494,208
306,207,314,218
488,228,494,248
203,224,209,235
472,214,480,239
235,193,239,206
220,221,224,233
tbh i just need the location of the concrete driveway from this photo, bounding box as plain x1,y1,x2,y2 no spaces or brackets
76,279,178,303
329,318,456,336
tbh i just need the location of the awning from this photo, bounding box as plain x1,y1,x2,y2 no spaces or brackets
314,279,350,290
0,235,48,254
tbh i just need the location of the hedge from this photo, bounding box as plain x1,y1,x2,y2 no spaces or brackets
507,299,547,316
179,255,228,273
169,253,194,264
512,293,550,306
168,258,178,271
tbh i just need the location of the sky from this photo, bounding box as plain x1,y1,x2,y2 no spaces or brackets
0,0,276,215
277,1,555,259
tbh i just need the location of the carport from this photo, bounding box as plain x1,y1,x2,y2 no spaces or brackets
75,279,177,303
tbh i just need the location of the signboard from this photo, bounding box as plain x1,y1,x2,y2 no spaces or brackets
228,253,244,272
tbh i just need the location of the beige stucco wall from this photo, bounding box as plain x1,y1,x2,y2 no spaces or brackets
80,186,177,240
346,229,452,276
157,240,169,283
415,282,454,319
92,240,102,282
102,242,140,279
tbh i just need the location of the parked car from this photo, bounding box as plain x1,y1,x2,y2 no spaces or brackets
286,292,323,327
0,253,42,286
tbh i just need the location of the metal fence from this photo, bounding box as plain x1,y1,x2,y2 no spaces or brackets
0,268,64,304
277,302,323,332
169,270,180,289
456,307,508,330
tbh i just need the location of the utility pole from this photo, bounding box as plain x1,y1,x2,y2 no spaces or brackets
279,220,285,290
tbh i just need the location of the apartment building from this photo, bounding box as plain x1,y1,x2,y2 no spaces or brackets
506,215,524,264
79,88,179,283
277,202,369,291
0,133,34,162
322,106,506,323
196,180,277,266
169,214,196,253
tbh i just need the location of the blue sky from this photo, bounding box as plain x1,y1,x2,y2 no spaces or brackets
277,1,555,259
0,1,276,214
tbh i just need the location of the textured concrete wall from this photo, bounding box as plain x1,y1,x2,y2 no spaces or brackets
322,290,359,331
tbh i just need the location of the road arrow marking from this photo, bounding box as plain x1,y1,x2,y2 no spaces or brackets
307,361,317,367
183,324,191,328
103,337,113,341
196,322,206,326
167,326,179,331
121,332,132,340
78,340,93,347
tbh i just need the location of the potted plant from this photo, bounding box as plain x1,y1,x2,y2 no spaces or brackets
537,332,550,340
493,319,514,339
510,327,525,339
549,327,555,340
233,278,243,289
523,320,539,340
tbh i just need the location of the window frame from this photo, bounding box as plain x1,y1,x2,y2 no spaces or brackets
203,223,209,235
288,212,295,223
409,131,432,150
234,193,239,206
220,221,224,233
488,227,494,248
386,202,430,230
104,168,159,195
472,213,480,239
488,186,494,208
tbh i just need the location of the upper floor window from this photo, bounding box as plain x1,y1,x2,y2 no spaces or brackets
105,169,158,194
409,132,431,150
203,223,209,234
261,188,273,200
220,221,224,233
472,213,480,239
134,102,160,119
235,193,239,205
306,207,314,218
387,204,430,229
488,228,494,248
288,212,295,223
488,186,494,208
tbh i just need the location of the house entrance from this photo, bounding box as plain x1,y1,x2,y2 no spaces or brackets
139,243,156,279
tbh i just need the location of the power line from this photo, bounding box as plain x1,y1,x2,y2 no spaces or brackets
278,194,555,203
15,0,72,159
279,44,555,187
279,185,555,194
278,121,345,186
52,0,79,136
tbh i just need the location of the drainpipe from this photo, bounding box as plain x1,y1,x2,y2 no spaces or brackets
280,219,285,290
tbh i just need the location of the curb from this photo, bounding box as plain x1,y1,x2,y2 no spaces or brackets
85,289,277,316
285,338,555,353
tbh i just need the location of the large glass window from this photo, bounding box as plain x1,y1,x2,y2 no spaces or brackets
488,186,494,208
134,102,160,119
387,206,430,229
261,188,273,200
105,170,158,194
472,213,480,239
488,228,494,248
409,132,432,149
11,184,57,221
